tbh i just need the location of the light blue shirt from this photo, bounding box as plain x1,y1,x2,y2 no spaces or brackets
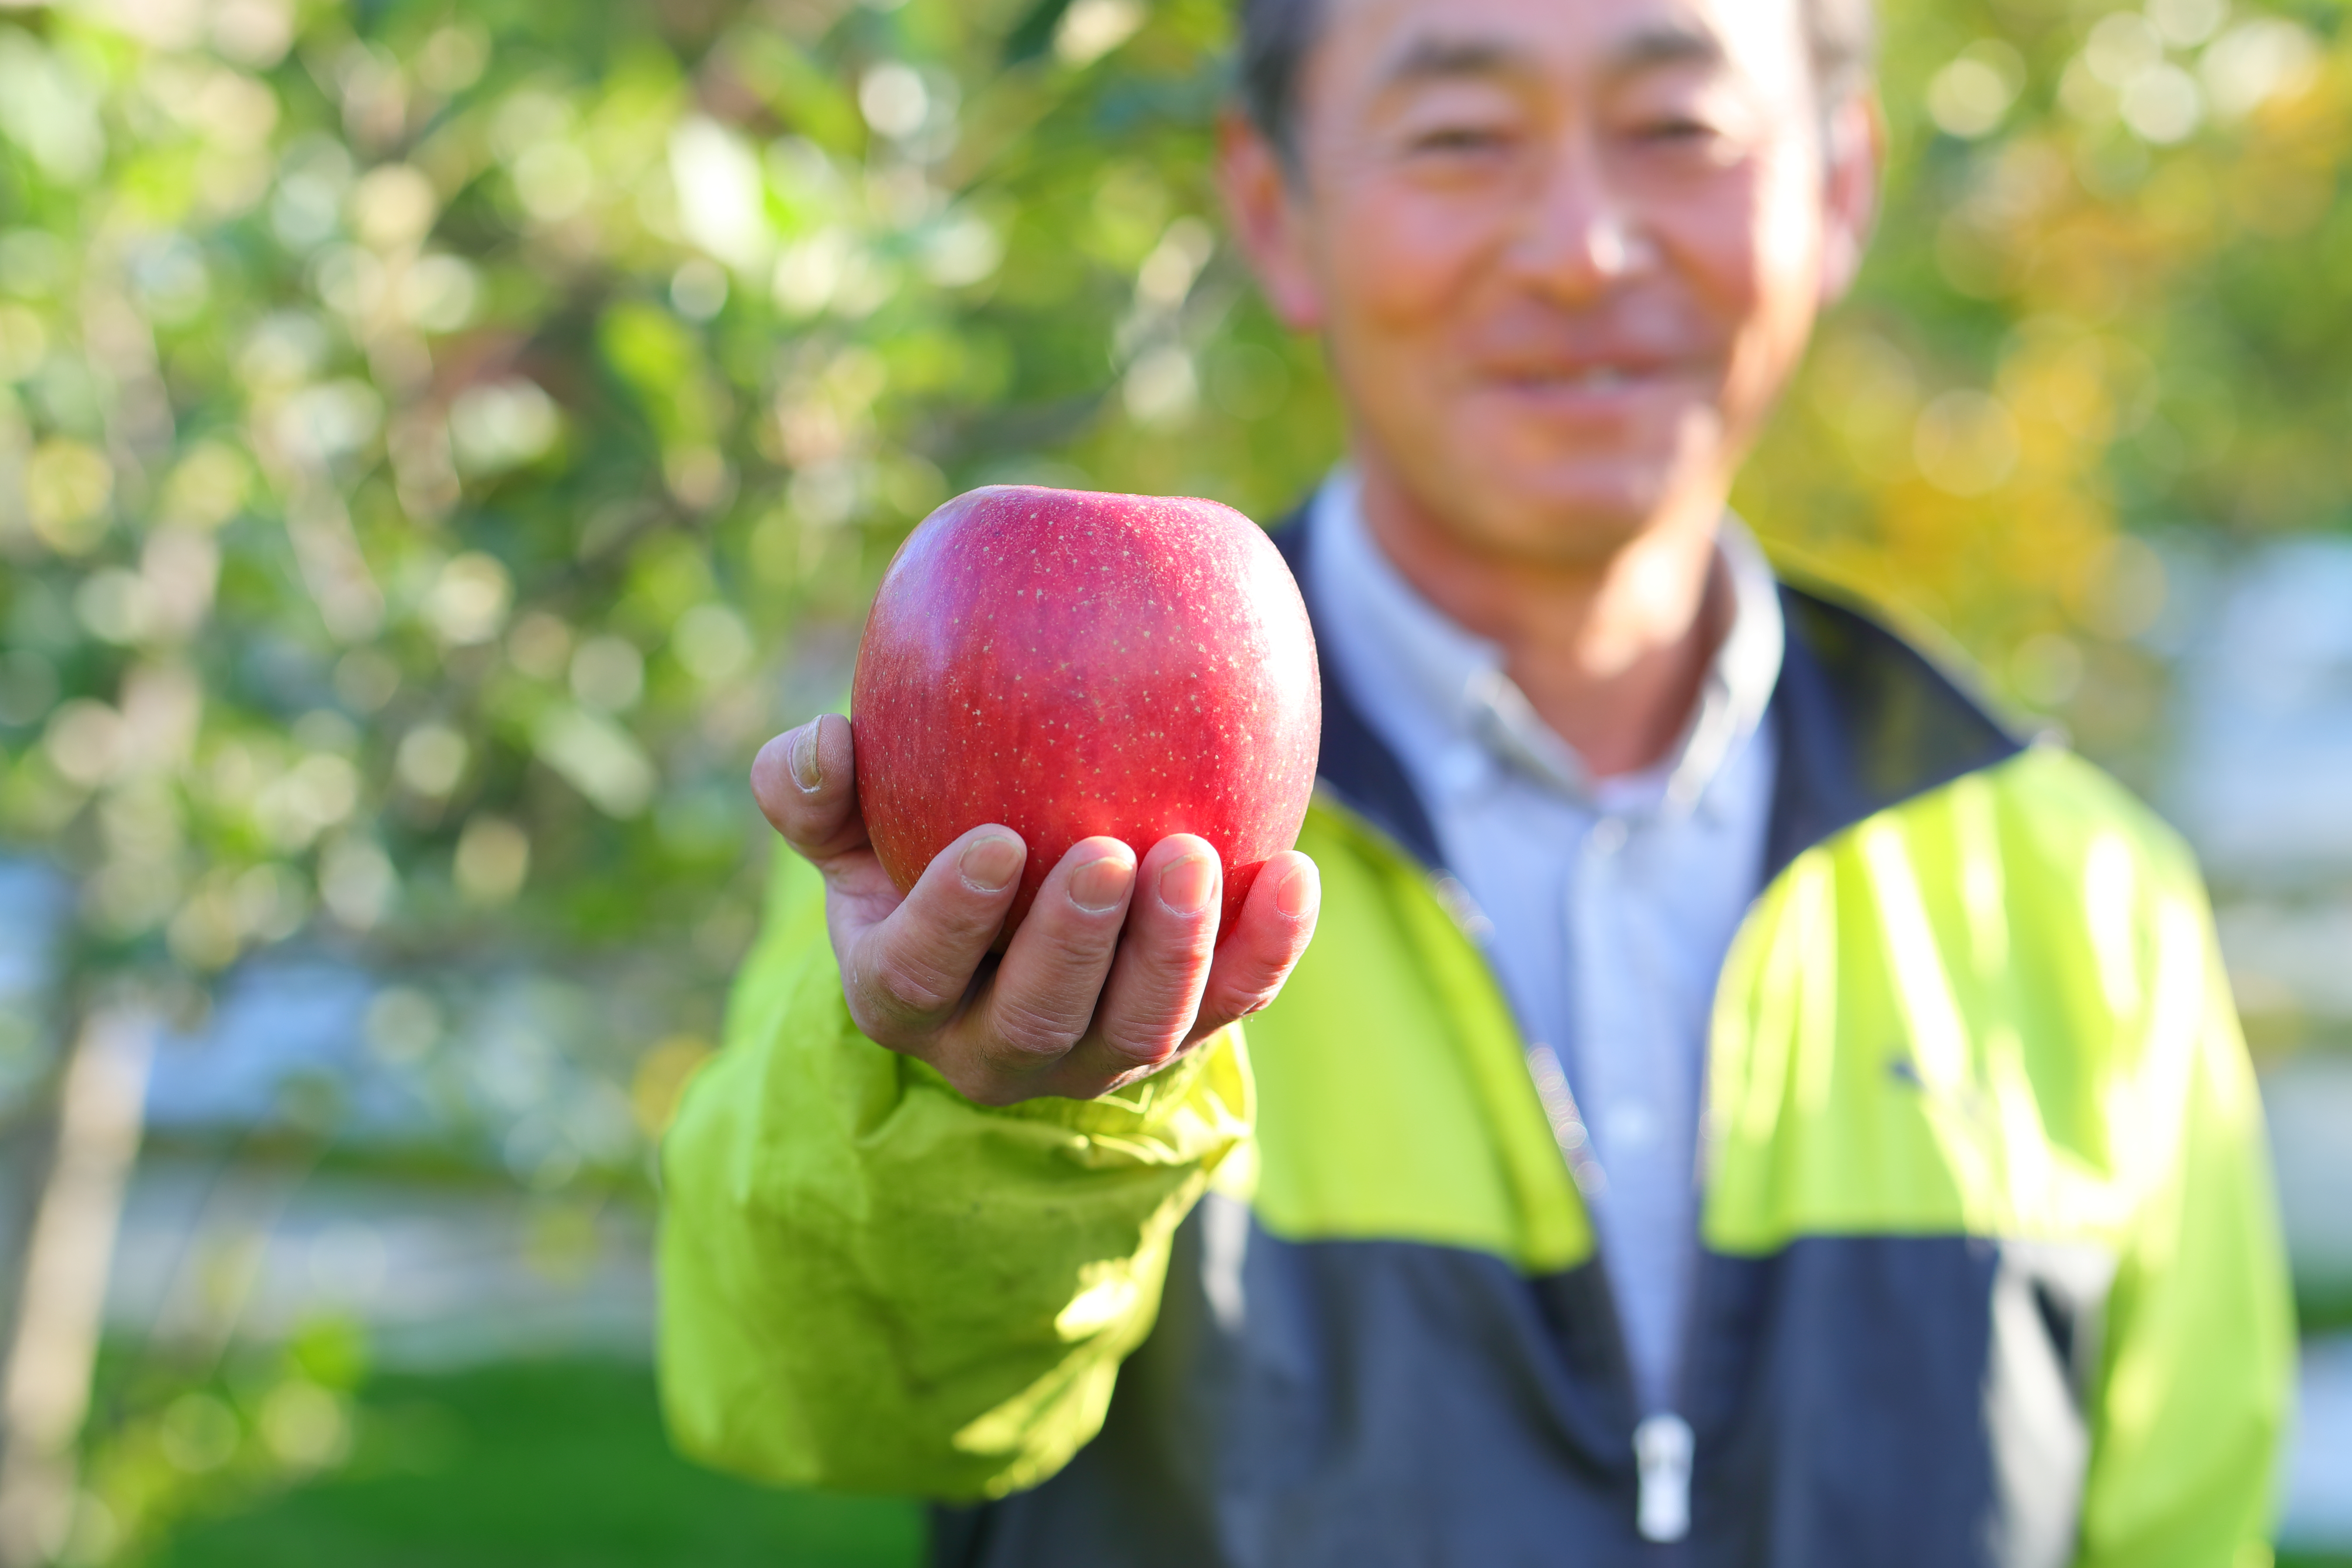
1306,473,1784,1417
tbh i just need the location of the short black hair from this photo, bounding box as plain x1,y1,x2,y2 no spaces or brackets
1237,0,1878,162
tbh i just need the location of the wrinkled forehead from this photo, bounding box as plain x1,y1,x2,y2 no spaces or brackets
1308,0,1814,100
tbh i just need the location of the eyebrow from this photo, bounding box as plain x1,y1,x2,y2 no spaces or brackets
1377,20,1727,92
1379,35,1532,89
1609,20,1727,75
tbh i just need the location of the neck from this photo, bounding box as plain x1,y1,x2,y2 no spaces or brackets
1354,464,1731,780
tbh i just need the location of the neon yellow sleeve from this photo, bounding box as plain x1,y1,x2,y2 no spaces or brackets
655,848,1252,1499
2076,882,2295,1568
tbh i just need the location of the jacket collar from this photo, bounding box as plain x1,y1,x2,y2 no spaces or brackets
1267,508,2024,886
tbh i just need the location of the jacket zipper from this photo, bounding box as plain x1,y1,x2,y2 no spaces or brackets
1634,1225,1708,1546
1524,1036,1697,1547
1524,928,1716,1545
1393,821,1719,1552
1639,988,1726,1550
1634,1411,1695,1542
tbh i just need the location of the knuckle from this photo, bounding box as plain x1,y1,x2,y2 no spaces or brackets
1222,981,1283,1019
1098,1017,1182,1069
852,946,957,1027
947,905,1012,950
1022,931,1117,977
1131,932,1209,986
990,998,1083,1060
845,995,917,1051
841,976,906,1045
877,955,961,1017
910,878,1000,941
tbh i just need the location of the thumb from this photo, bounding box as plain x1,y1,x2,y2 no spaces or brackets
751,714,868,865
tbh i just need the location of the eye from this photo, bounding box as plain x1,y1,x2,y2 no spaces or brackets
1407,122,1514,157
1619,80,1761,162
1638,117,1717,143
1624,112,1755,170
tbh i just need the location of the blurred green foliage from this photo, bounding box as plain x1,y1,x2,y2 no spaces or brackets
0,0,1339,1011
5,0,2348,1031
1,0,2348,1555
1751,0,2349,775
4,0,2345,1014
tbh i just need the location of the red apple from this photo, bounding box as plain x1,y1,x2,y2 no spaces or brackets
852,485,1321,941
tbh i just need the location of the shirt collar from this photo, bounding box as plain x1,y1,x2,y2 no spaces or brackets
1307,469,1783,821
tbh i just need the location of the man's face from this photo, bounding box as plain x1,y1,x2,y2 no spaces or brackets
1225,0,1875,565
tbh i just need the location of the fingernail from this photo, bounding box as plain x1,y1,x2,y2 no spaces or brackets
960,834,1023,894
1275,862,1318,919
788,722,822,793
1069,853,1134,914
1158,852,1216,917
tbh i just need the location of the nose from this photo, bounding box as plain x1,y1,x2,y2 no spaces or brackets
1509,135,1654,301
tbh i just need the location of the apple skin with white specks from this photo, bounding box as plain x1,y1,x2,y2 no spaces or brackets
851,485,1322,942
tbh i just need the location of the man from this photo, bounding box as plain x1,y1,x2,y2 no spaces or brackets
658,0,2293,1561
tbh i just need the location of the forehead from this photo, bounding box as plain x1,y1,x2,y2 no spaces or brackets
1310,0,1812,95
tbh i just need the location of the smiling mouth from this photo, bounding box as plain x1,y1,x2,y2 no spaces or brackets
1504,364,1664,392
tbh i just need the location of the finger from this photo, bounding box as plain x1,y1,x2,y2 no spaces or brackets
1189,851,1320,1043
1077,834,1222,1072
968,838,1137,1070
840,824,1026,1044
751,715,865,865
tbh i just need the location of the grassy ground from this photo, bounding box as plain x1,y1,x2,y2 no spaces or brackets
142,1355,2348,1568
150,1360,923,1568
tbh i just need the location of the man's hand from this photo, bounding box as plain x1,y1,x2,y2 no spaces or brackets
750,714,1321,1106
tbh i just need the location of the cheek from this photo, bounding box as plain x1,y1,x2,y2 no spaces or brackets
1321,184,1495,332
1657,178,1765,318
1678,158,1826,407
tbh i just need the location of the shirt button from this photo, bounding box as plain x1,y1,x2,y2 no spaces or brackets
1589,817,1628,857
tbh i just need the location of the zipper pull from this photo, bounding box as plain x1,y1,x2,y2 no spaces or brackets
1633,1413,1694,1544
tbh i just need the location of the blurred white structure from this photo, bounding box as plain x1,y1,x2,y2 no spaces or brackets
105,1157,653,1369
2161,536,2352,1292
2157,533,2352,1549
2168,538,2352,890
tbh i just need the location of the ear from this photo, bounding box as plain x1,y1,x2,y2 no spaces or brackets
1816,93,1883,307
1216,109,1326,334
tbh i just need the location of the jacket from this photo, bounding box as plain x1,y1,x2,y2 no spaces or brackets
657,517,2293,1567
